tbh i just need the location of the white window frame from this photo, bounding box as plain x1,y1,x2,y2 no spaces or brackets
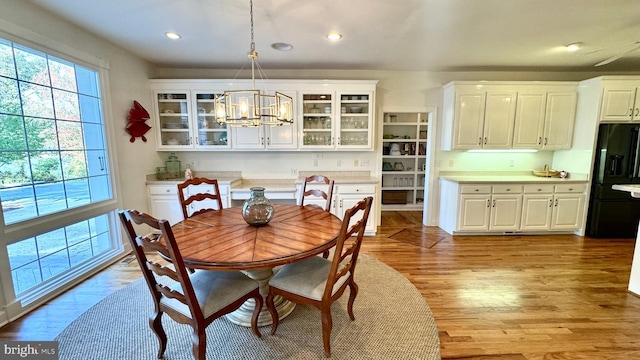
0,27,125,325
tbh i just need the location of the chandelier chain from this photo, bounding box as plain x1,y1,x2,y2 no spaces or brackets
249,0,255,53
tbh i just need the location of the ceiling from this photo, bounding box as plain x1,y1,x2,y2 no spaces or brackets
27,0,640,72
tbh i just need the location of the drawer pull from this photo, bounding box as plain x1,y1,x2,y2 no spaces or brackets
569,188,573,191
475,189,479,192
506,188,511,191
537,188,542,192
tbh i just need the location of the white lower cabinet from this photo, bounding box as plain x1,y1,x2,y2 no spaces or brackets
457,185,522,232
147,183,230,225
297,182,377,235
335,184,377,235
439,179,586,234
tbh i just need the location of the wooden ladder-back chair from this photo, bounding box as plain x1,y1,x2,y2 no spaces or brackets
266,196,373,357
300,174,335,258
299,175,335,212
177,177,224,220
118,209,262,360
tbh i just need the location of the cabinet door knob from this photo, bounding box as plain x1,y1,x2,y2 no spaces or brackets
165,189,170,193
486,199,490,207
478,137,482,145
492,199,496,207
538,137,542,145
630,108,634,117
554,199,558,207
484,137,487,144
549,199,553,207
544,137,548,145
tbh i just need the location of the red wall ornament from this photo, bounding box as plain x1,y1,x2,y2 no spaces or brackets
126,100,152,142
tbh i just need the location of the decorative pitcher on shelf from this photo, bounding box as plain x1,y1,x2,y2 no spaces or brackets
242,187,274,226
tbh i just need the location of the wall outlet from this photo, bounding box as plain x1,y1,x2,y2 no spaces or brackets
291,168,298,176
361,159,369,166
354,159,359,166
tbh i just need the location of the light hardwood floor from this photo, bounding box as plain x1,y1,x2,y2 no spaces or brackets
2,211,640,359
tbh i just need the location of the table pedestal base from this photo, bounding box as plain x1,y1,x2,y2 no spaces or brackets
225,268,295,327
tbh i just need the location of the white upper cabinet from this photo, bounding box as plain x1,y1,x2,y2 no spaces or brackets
542,92,577,149
298,89,375,151
150,79,377,151
512,88,577,150
442,83,517,150
600,82,640,122
443,82,578,151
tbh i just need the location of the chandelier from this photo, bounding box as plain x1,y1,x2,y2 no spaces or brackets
215,0,293,127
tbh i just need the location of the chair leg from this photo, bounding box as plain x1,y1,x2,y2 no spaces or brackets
266,293,279,335
149,311,167,359
192,327,206,360
347,279,359,321
321,307,333,357
251,294,263,338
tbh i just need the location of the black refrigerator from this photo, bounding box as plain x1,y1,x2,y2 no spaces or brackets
586,123,640,238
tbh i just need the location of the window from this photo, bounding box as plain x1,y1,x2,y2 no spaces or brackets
0,37,117,297
0,39,111,225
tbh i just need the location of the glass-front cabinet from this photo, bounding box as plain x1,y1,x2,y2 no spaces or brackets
337,92,372,149
193,92,229,149
155,91,192,149
150,79,377,151
301,93,334,149
298,90,373,150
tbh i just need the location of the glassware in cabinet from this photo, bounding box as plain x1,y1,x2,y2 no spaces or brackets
301,93,334,148
156,91,192,148
194,92,230,149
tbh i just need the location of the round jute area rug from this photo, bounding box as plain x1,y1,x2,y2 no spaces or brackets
55,255,441,359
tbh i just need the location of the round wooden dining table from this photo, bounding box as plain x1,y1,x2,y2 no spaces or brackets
170,204,343,326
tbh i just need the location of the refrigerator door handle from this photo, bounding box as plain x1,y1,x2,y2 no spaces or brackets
633,128,640,178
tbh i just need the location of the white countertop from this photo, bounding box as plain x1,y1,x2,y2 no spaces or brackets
612,184,640,198
439,171,589,183
146,171,378,190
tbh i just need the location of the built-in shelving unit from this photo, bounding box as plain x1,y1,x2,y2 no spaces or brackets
381,111,429,210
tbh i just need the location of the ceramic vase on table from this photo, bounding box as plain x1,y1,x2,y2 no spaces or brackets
242,187,274,226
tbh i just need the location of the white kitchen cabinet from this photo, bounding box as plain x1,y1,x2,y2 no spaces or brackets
550,184,585,230
193,92,230,150
380,111,430,210
335,184,377,235
457,184,522,232
231,122,297,150
147,182,230,225
600,83,640,122
154,91,194,150
439,179,586,235
147,184,184,225
442,84,516,150
299,90,375,151
458,194,491,231
150,79,377,151
512,88,577,150
542,92,577,150
520,184,554,230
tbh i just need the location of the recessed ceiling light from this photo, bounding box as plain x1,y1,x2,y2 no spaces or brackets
566,42,582,51
271,42,293,51
326,32,343,41
165,32,181,40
